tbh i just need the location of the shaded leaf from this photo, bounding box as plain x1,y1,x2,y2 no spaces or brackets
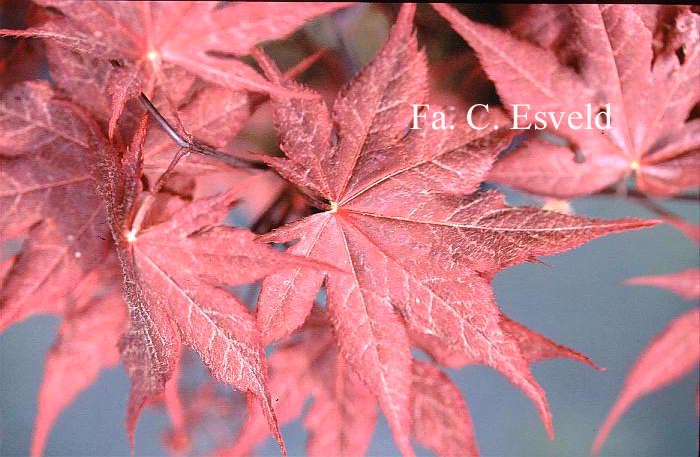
433,4,700,198
92,120,328,454
1,1,351,135
412,360,478,457
0,81,110,331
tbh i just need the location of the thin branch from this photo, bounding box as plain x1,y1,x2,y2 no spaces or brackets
139,93,189,148
139,93,266,170
635,197,683,220
593,187,699,202
283,49,327,81
153,147,190,193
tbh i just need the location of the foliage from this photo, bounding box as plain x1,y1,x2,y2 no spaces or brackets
0,3,697,456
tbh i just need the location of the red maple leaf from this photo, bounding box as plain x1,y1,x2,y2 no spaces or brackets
0,81,172,456
0,1,350,137
592,268,699,454
0,81,111,330
0,20,335,455
218,308,604,456
251,5,656,454
410,359,479,457
3,3,696,456
90,118,333,453
0,78,330,454
433,4,700,198
219,308,377,457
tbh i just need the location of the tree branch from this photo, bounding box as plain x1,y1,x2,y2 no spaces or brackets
593,187,699,202
139,93,266,170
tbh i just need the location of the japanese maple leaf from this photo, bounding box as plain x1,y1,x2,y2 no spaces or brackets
31,256,126,457
91,120,332,453
433,4,700,198
505,5,689,67
0,81,111,330
1,1,350,137
592,307,700,455
251,5,656,454
625,268,700,300
222,308,478,457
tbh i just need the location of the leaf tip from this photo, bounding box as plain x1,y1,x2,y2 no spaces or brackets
617,218,664,231
545,420,555,440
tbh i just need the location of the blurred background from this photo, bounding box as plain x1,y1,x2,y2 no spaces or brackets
1,3,699,456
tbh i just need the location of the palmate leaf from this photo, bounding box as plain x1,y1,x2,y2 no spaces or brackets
90,119,335,454
0,81,111,330
0,1,351,137
221,309,377,457
0,3,687,456
433,4,700,198
31,257,126,457
0,26,330,455
220,308,477,457
253,4,657,454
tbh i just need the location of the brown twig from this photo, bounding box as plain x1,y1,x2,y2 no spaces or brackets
139,92,266,170
593,187,699,202
634,197,685,221
283,49,327,81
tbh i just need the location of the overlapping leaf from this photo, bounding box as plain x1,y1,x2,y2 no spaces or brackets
0,1,350,136
434,4,700,198
31,257,126,457
1,3,692,456
0,81,111,330
221,308,477,457
221,308,376,457
411,360,478,457
0,19,330,453
254,5,656,454
91,120,333,453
